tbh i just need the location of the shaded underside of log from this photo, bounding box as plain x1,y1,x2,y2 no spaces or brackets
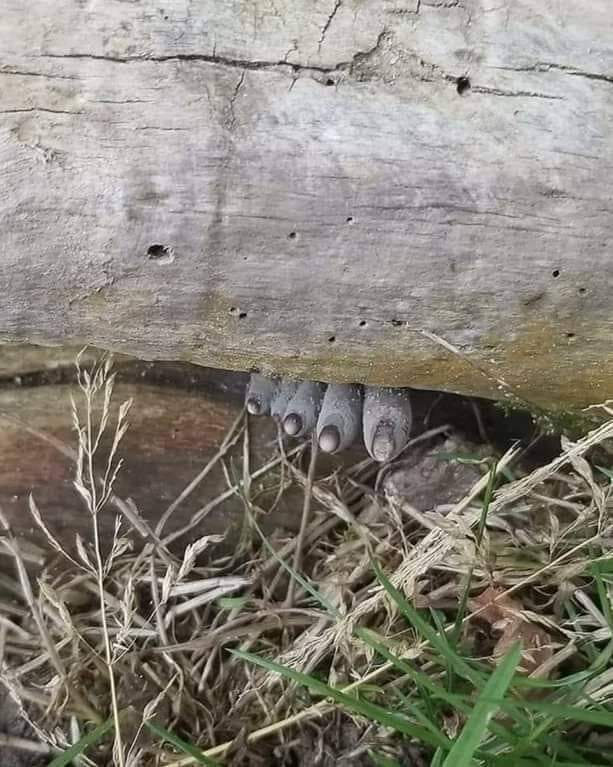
0,345,130,379
1,1,612,409
0,344,565,554
0,375,292,553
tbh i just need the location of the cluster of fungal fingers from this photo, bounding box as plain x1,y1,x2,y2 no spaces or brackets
246,374,412,462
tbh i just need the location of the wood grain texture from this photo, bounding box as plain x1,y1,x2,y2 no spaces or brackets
1,1,612,409
0,345,130,378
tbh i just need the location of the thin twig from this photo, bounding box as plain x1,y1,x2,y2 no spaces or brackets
162,444,307,545
154,409,245,537
285,434,319,607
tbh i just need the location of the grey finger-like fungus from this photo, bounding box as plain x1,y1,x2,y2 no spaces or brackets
283,381,325,437
245,373,277,416
270,379,300,421
362,386,412,462
316,383,362,454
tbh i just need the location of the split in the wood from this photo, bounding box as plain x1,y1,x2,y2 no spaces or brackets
246,374,412,461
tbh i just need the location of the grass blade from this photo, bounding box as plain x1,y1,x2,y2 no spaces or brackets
493,760,601,767
449,460,497,655
442,643,521,767
244,504,340,618
231,648,450,749
510,701,613,728
48,718,114,767
449,568,474,655
369,753,403,767
475,458,497,545
596,466,613,481
357,626,536,754
592,561,613,629
356,627,467,710
145,720,220,766
372,560,484,687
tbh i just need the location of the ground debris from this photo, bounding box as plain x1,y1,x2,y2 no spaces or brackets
1,357,613,764
470,585,556,675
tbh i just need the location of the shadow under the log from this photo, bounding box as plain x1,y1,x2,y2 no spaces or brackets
0,357,560,560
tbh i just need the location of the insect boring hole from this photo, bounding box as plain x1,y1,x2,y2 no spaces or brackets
456,76,471,95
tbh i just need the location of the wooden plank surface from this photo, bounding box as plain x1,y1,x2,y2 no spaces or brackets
1,1,612,408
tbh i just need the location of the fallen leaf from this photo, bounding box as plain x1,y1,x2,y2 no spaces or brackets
470,586,554,675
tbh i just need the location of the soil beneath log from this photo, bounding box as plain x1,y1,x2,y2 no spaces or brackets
0,697,47,767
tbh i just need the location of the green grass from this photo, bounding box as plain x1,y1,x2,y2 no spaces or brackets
145,721,221,766
234,557,613,767
48,719,114,767
442,642,520,767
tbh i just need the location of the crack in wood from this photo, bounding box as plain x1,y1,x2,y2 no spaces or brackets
227,69,246,131
28,38,581,100
39,50,335,75
0,67,78,80
493,62,613,86
544,64,613,86
471,85,562,100
318,0,342,50
37,32,389,83
1,106,83,115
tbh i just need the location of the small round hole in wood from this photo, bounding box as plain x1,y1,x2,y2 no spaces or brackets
146,244,174,264
456,76,471,95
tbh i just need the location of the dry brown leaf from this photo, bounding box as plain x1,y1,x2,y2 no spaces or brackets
470,586,555,675
442,709,461,740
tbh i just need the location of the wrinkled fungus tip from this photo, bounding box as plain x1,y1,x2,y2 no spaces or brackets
246,397,262,415
371,421,396,462
319,425,340,454
283,412,303,436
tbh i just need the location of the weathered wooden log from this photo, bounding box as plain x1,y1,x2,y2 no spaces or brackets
2,1,612,410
